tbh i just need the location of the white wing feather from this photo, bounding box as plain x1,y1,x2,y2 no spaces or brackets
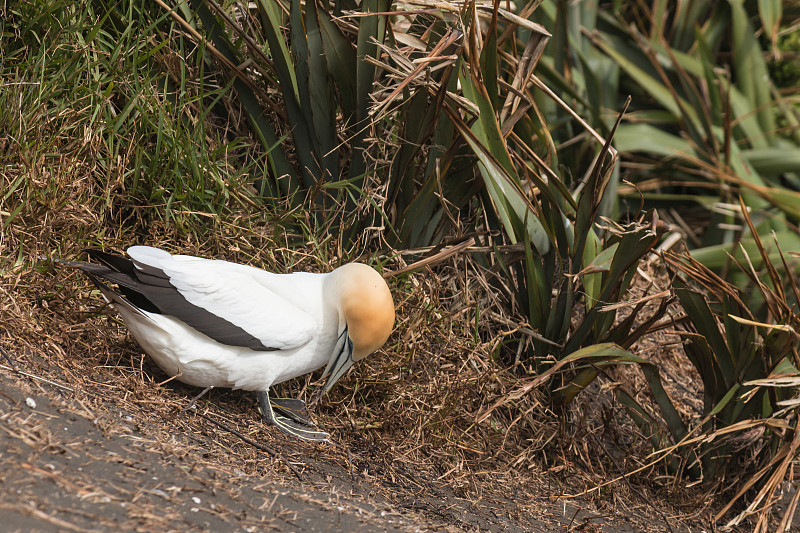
127,246,317,351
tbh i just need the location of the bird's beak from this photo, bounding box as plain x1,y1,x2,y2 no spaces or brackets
321,330,354,393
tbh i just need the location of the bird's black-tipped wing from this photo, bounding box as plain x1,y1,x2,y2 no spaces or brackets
67,249,280,351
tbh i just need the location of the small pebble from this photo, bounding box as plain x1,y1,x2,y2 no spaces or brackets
192,496,201,504
25,397,36,409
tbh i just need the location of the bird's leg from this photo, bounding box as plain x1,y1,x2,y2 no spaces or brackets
256,390,329,442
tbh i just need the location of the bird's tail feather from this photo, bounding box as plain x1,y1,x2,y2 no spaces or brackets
85,273,150,319
84,249,137,276
46,253,156,316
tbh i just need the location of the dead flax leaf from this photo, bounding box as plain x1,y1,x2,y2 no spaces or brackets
727,314,796,332
743,374,800,388
369,29,462,120
597,290,671,313
498,20,550,124
718,428,800,528
386,237,475,278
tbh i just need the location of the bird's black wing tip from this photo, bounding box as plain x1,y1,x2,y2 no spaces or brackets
83,248,136,275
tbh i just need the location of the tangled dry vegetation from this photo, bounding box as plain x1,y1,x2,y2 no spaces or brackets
0,141,738,532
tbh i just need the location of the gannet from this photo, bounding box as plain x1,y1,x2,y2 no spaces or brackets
54,246,395,442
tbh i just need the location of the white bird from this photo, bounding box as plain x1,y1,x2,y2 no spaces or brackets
55,246,395,442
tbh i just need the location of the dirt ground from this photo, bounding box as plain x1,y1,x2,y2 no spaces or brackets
0,346,697,533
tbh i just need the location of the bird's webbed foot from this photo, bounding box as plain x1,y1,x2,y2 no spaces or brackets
256,390,329,442
269,396,313,426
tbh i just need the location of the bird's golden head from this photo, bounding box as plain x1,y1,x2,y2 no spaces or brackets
330,263,394,360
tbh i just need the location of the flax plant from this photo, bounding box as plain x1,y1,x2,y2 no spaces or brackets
663,201,800,530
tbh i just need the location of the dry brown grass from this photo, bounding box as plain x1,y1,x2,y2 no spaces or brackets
0,115,754,531
0,239,706,531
